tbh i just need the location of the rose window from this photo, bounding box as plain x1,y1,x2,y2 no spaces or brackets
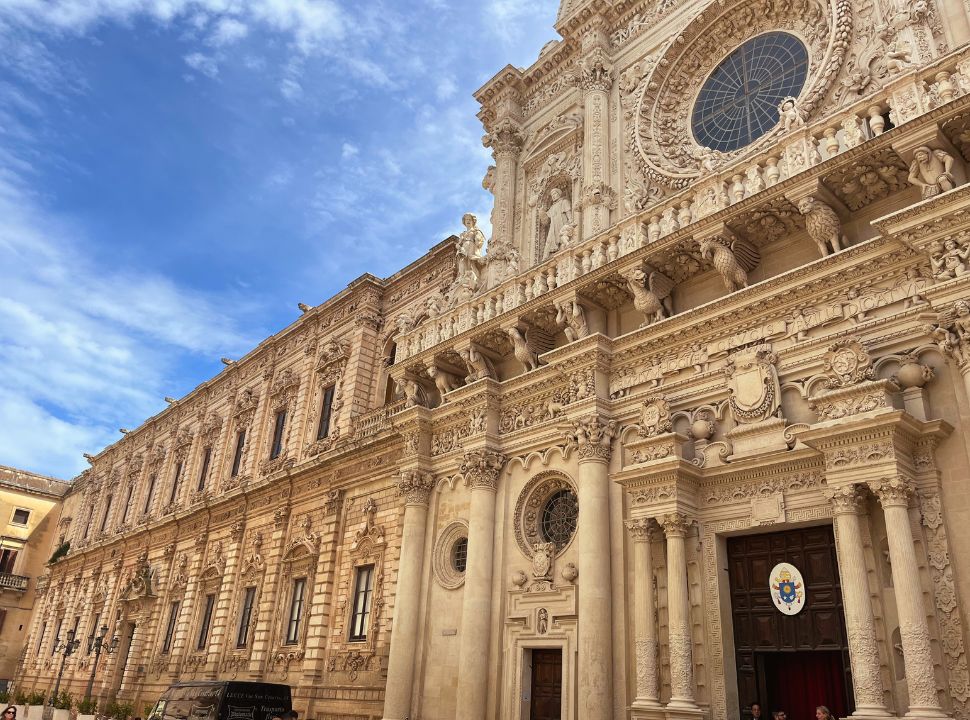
540,489,579,548
691,32,809,152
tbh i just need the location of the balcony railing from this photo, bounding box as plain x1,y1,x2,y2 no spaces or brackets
353,400,407,439
0,572,29,591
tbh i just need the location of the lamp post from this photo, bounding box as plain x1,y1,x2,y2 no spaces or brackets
50,630,81,705
84,625,119,703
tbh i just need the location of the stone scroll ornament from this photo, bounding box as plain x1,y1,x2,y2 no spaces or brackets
769,562,806,615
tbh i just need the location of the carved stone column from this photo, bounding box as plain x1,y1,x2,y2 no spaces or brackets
573,415,615,720
483,118,524,250
628,519,661,714
383,471,435,720
870,478,950,719
579,18,614,239
661,513,702,716
455,450,505,720
826,485,893,719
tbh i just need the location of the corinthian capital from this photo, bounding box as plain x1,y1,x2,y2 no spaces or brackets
460,450,506,490
626,518,656,542
869,476,916,508
580,47,613,93
483,118,524,158
396,470,435,506
823,484,866,515
660,512,692,538
568,414,616,462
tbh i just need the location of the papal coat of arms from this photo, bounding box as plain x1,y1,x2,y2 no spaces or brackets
769,562,805,615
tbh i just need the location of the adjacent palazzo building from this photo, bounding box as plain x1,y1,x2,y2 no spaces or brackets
14,0,970,718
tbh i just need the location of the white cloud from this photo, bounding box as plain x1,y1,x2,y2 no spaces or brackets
280,76,303,100
436,76,457,100
184,51,220,77
209,16,248,46
341,142,358,160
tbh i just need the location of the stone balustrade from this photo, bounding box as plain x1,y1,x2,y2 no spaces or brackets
0,572,30,592
394,45,970,365
352,399,406,439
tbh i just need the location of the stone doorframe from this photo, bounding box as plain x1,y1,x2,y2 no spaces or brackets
502,584,578,720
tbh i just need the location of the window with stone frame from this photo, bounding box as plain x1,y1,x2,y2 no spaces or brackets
285,578,306,645
275,519,319,653
335,498,386,656
307,339,348,456
230,430,247,478
316,385,336,440
162,601,180,653
269,409,287,460
227,387,258,485
196,593,216,650
349,564,375,642
99,495,113,533
197,446,212,492
236,587,257,648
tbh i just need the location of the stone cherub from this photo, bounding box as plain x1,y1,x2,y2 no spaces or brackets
930,237,970,281
556,300,589,342
798,196,845,256
778,97,805,132
908,146,957,199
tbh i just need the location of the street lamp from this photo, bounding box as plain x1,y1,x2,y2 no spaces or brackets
84,625,119,702
50,630,81,705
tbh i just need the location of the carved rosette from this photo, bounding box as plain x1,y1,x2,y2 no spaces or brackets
396,471,435,506
460,450,506,490
822,337,874,388
568,414,616,462
639,396,672,437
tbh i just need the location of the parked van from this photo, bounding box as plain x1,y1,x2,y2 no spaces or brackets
147,682,292,720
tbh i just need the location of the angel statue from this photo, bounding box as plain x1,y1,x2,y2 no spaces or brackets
624,266,675,327
699,235,761,292
908,146,958,199
456,213,487,290
541,187,574,258
778,97,805,132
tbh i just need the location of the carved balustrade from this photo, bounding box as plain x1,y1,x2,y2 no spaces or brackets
392,46,970,381
352,400,406,439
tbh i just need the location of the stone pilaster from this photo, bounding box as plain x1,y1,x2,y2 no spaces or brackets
628,519,661,715
206,522,245,677
383,470,435,720
484,118,524,249
870,477,951,719
455,450,505,720
572,414,615,720
826,485,893,719
579,16,614,239
660,512,702,717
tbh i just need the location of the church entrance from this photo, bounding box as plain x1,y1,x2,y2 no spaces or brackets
728,526,853,720
530,649,563,720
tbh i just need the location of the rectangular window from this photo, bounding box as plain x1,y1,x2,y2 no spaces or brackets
143,474,157,515
11,508,30,526
169,461,183,504
230,430,246,477
285,578,306,645
197,447,212,492
38,621,46,656
316,385,336,440
269,410,287,460
236,587,257,648
99,495,113,532
0,548,18,574
86,612,101,654
349,565,374,642
197,593,216,650
162,601,180,653
51,618,63,655
122,485,134,523
83,507,94,538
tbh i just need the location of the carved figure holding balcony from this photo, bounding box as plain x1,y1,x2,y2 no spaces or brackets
778,97,804,132
700,234,760,293
508,326,540,372
625,266,674,327
556,300,589,342
798,196,845,256
402,379,427,408
908,146,957,199
427,364,460,400
930,237,970,281
460,346,496,382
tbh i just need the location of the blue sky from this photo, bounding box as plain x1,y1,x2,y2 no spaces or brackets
0,0,559,479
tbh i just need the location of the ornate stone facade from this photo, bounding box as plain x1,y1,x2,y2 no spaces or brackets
14,1,970,719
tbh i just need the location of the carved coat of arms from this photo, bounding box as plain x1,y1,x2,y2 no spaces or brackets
769,562,805,615
725,347,781,424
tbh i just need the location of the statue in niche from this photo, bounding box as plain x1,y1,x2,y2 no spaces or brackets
537,608,549,635
541,187,574,258
556,300,589,342
456,213,487,290
908,146,957,199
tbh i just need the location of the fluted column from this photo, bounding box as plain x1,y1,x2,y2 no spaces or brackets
455,450,505,720
383,471,435,720
870,478,949,719
579,18,614,239
572,415,615,720
661,512,700,713
628,519,661,712
827,485,892,718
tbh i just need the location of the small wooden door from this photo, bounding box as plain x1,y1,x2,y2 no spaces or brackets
530,649,563,720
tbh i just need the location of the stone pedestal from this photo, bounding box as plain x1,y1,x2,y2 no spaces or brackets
383,472,435,720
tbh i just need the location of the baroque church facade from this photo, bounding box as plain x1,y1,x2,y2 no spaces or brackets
15,0,970,718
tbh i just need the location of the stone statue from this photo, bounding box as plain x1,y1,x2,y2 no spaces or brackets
402,378,427,408
700,235,760,293
908,146,957,199
427,364,460,399
542,188,573,257
798,196,845,256
556,300,589,342
885,36,912,74
930,237,970,280
624,266,674,327
508,327,540,372
778,97,804,132
537,608,549,635
460,346,496,382
456,213,487,289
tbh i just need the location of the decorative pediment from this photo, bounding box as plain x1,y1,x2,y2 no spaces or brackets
125,453,144,481
202,541,226,578
148,443,167,468
352,498,385,552
233,388,259,424
174,428,195,460
120,555,156,602
200,412,223,440
283,515,320,559
270,368,300,409
240,532,265,581
170,552,189,590
317,338,351,385
523,109,583,164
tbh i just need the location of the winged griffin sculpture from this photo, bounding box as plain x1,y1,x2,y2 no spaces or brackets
624,266,675,327
699,234,761,292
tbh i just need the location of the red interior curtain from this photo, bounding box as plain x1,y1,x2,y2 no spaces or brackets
767,651,849,720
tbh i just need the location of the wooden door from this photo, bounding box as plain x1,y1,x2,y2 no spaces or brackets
530,649,563,720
